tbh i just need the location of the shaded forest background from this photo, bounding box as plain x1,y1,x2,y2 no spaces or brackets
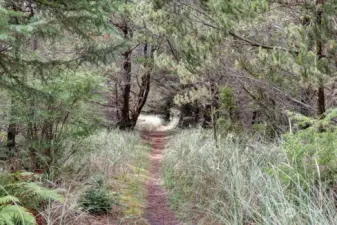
0,0,337,224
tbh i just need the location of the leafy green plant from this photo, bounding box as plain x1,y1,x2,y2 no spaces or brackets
0,171,64,225
283,109,337,186
0,195,36,225
79,176,119,214
220,87,236,113
79,186,118,214
10,70,106,174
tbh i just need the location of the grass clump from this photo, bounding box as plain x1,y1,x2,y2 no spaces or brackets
163,129,337,225
40,129,150,224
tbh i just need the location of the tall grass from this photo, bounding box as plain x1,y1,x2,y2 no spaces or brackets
163,129,337,225
61,130,148,181
40,129,150,224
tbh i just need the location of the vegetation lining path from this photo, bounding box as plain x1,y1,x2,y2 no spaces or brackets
141,131,181,225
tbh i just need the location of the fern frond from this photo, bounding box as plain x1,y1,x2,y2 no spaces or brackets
25,183,64,203
0,196,20,206
0,205,36,225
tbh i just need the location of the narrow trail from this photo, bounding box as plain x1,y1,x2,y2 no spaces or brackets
141,131,181,225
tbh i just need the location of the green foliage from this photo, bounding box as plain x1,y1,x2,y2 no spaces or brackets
8,70,106,172
220,87,236,112
0,171,64,225
282,109,337,185
79,185,118,214
0,0,123,172
163,129,336,224
78,174,119,214
0,205,36,225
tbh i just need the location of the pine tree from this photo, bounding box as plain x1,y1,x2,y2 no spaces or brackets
135,0,269,139
0,0,124,171
138,0,337,135
106,0,159,129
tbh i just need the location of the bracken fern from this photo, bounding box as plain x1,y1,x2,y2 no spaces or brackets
0,172,64,225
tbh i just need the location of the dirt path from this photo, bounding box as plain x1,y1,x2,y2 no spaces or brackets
141,131,181,225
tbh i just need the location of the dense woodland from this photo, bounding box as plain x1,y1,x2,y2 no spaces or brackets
0,0,337,224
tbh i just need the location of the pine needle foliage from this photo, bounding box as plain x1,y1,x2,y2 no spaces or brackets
1,0,123,94
282,108,337,186
0,0,124,171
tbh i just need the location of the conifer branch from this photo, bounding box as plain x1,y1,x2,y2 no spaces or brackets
177,1,300,55
228,31,299,55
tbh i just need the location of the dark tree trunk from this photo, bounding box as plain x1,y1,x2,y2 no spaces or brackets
316,0,326,117
119,23,133,129
41,119,54,172
194,101,201,124
210,81,220,147
300,86,311,116
119,50,132,129
132,43,153,124
317,79,325,116
115,82,120,121
7,122,16,156
202,105,212,128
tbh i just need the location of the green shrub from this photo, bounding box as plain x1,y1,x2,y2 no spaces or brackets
8,70,105,174
283,109,337,186
79,186,118,214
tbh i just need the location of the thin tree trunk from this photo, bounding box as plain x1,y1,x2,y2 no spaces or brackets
300,79,311,116
7,119,16,157
115,81,120,121
317,79,325,116
210,80,220,147
120,49,132,129
6,1,20,158
131,43,153,126
119,22,132,129
316,0,326,117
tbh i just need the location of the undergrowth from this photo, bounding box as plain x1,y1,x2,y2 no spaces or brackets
163,129,337,225
0,171,64,225
40,130,150,224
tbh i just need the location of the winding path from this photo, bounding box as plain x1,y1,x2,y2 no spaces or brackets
141,131,181,225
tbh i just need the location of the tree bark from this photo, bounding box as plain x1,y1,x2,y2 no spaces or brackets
131,43,153,125
7,121,16,156
317,79,325,116
119,23,132,129
120,49,132,129
316,0,326,117
300,86,311,116
210,80,220,147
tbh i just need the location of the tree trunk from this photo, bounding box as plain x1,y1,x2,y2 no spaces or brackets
316,0,326,117
119,23,132,129
210,80,220,147
131,43,153,126
41,119,54,173
7,120,16,157
317,79,325,116
300,83,311,116
120,50,132,129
